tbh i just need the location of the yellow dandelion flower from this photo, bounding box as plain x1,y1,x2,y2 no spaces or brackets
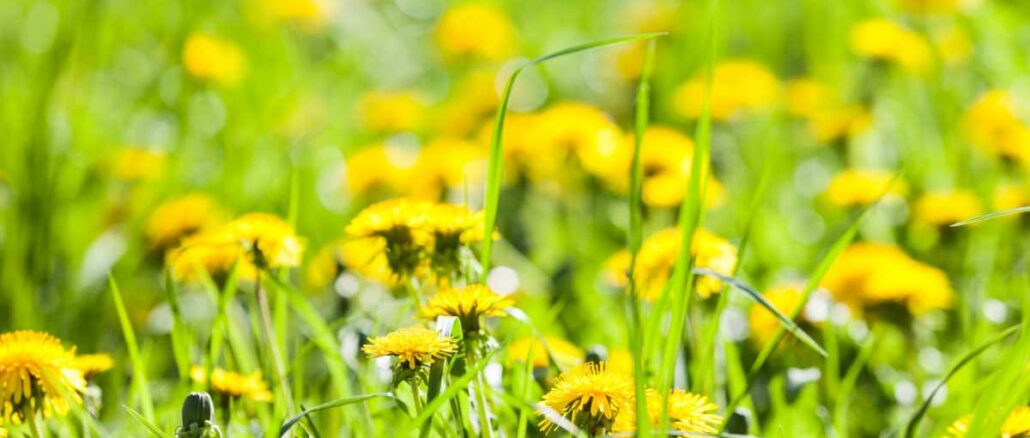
912,190,982,226
111,147,165,183
343,144,417,197
0,331,86,425
605,227,737,301
72,354,114,380
362,326,458,369
433,4,515,61
408,138,487,201
358,90,427,133
850,19,932,73
612,388,722,434
226,213,305,269
145,194,224,250
807,105,873,143
182,33,245,86
824,169,907,207
785,78,833,118
674,59,781,121
189,366,273,402
167,228,255,282
822,243,954,316
948,406,1030,437
419,284,513,332
346,198,433,276
962,90,1030,165
435,69,500,136
538,362,633,434
897,0,960,14
506,336,584,370
536,103,626,182
994,183,1028,212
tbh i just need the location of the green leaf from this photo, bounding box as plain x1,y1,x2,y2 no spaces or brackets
478,32,665,275
278,393,394,437
413,349,496,430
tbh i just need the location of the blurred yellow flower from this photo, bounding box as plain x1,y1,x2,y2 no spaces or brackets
362,326,458,369
433,4,515,60
897,0,960,13
994,183,1029,212
934,26,973,65
674,59,781,121
912,190,982,226
343,144,417,197
850,19,932,73
226,213,305,269
436,69,500,136
600,126,725,208
785,78,833,118
604,227,737,301
540,103,626,182
305,238,399,290
948,406,1030,437
73,353,114,380
268,0,326,29
748,284,807,346
0,331,85,426
358,91,427,133
612,388,722,434
808,105,873,143
345,198,432,276
824,169,907,207
167,228,255,281
409,138,487,200
612,1,679,80
419,284,513,332
506,335,584,370
538,362,633,434
111,147,165,183
182,33,245,85
145,194,224,250
190,366,273,402
962,90,1030,165
822,243,953,316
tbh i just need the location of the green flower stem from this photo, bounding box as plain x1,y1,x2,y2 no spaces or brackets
466,338,494,438
255,272,296,414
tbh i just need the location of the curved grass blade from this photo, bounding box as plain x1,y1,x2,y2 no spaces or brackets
487,386,587,438
478,32,665,275
278,393,394,437
951,205,1030,227
110,275,155,422
693,268,826,357
413,349,496,430
124,405,171,438
902,324,1020,438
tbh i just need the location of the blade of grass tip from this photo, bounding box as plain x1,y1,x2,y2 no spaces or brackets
696,155,773,394
659,0,718,430
413,349,497,430
124,406,172,438
163,271,192,382
900,328,1025,437
694,268,826,357
109,274,155,422
278,393,394,437
724,176,899,422
625,39,657,438
478,32,666,276
951,205,1030,227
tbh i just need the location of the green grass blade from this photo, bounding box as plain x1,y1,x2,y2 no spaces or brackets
110,274,155,422
124,405,172,438
950,205,1030,227
426,316,459,404
626,39,658,438
902,324,1020,438
278,393,394,437
478,32,665,275
163,270,192,382
694,268,826,357
413,349,496,430
658,0,718,429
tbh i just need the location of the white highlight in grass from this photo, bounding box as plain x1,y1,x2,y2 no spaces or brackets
918,347,944,373
983,299,1008,323
487,266,520,295
894,381,917,406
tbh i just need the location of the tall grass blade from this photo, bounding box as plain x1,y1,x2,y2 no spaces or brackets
163,271,192,382
110,274,155,421
278,393,394,437
124,405,172,438
902,324,1020,438
413,349,496,430
478,32,665,275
